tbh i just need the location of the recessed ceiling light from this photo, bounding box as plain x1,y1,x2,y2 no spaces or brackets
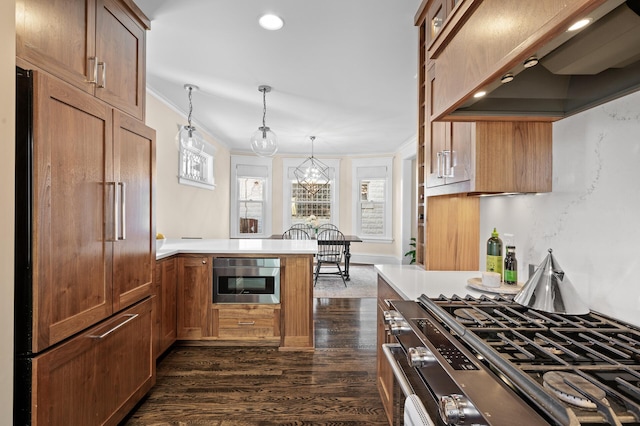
568,18,591,32
501,73,514,84
474,91,487,98
523,56,539,68
259,14,284,31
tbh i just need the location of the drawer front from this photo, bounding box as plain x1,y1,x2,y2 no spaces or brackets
216,306,279,338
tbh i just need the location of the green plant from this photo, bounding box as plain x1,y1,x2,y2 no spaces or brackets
404,237,416,264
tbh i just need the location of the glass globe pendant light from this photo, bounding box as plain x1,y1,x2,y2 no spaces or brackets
177,84,205,152
250,85,278,157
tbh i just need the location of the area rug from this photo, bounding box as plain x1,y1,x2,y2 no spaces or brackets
313,264,377,298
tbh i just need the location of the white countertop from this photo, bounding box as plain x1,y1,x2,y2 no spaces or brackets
156,238,318,260
374,264,487,300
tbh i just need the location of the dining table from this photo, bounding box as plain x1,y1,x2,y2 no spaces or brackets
269,234,363,280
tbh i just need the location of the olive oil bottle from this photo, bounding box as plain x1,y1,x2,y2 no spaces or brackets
486,228,503,278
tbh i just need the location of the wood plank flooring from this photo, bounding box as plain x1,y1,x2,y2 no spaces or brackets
121,297,387,425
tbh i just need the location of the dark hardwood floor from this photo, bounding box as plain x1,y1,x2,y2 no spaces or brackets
122,297,387,425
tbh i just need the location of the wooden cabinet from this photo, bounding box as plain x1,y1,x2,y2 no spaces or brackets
16,0,149,119
154,257,177,358
28,70,154,353
177,255,212,339
30,297,154,425
376,275,402,425
426,194,480,270
113,110,155,311
213,305,281,342
174,254,314,349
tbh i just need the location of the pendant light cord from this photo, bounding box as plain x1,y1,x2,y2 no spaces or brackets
187,86,194,128
262,87,267,129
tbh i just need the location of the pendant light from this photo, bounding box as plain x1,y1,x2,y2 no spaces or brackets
177,84,205,151
250,85,278,157
294,136,331,195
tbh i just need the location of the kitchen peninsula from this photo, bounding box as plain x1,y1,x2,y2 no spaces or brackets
155,239,317,354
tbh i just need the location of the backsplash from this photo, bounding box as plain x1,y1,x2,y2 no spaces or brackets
480,90,640,327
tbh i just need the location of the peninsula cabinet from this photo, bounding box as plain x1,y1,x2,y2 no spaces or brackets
16,0,149,120
154,256,177,358
174,254,314,350
28,70,155,353
29,297,154,426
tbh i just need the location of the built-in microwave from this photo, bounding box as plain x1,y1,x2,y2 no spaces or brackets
213,258,280,304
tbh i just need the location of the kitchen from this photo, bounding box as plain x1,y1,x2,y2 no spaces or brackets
2,0,640,425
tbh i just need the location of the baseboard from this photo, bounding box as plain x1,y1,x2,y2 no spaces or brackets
350,254,402,265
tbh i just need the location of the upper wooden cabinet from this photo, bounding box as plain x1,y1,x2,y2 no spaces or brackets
423,0,640,120
29,71,155,353
16,0,149,120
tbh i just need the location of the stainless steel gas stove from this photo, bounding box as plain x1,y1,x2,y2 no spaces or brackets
383,294,640,426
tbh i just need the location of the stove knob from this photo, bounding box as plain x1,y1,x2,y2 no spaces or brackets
438,394,467,425
383,309,404,324
388,319,412,335
407,346,435,367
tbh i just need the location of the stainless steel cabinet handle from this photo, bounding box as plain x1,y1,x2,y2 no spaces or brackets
436,151,443,178
87,57,98,84
97,61,106,88
89,314,138,339
118,182,126,240
238,321,256,326
112,181,119,242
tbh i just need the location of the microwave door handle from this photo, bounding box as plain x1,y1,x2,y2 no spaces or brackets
382,343,414,398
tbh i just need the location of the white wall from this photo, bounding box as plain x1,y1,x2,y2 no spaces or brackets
480,90,640,327
1,0,15,421
146,92,231,239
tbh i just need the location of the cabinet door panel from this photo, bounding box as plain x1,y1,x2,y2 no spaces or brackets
32,298,154,425
32,72,113,353
16,0,96,94
112,111,155,311
445,122,472,185
160,257,178,352
96,0,146,119
177,256,212,339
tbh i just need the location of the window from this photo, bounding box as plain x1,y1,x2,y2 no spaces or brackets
230,156,272,238
178,141,216,190
282,159,340,230
352,157,393,241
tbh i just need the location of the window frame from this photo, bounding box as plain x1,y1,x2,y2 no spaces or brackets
230,155,273,238
281,158,340,231
352,157,393,242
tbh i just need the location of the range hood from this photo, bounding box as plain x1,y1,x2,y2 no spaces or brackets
453,0,640,119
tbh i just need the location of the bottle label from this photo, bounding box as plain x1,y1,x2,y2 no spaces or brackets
504,270,517,284
486,256,503,275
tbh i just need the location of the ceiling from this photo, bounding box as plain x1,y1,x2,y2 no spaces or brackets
135,0,421,156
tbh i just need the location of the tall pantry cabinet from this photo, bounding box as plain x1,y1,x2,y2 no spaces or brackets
15,0,155,424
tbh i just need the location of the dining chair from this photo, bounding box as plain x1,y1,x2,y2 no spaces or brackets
314,229,347,287
282,228,311,240
318,223,339,231
289,223,308,230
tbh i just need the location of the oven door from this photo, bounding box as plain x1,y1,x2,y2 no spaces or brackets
382,343,438,426
213,258,280,304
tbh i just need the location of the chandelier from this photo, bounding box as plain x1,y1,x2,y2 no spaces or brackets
250,85,278,157
176,84,205,151
294,136,331,195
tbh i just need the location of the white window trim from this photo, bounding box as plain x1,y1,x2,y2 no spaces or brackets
230,155,273,238
352,157,393,243
281,158,340,230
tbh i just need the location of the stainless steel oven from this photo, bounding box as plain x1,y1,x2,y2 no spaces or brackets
213,258,280,304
